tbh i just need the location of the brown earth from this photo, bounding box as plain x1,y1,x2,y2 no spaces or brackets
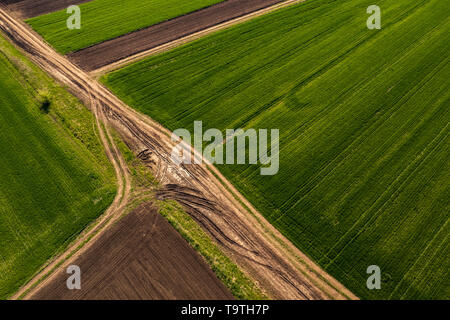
93,0,305,76
0,5,358,300
30,203,234,300
0,0,92,19
68,0,285,71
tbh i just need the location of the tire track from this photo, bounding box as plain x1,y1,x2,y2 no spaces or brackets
0,5,357,300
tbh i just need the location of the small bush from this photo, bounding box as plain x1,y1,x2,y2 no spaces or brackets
38,91,51,113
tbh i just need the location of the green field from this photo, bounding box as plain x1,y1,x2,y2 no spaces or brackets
0,36,116,299
26,0,225,54
102,0,450,299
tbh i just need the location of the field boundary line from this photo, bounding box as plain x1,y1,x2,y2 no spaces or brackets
206,166,358,300
0,3,357,300
0,5,133,297
91,0,307,77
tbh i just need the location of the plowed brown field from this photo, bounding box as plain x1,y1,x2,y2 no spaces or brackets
0,4,356,300
0,0,92,19
30,203,234,300
68,0,284,71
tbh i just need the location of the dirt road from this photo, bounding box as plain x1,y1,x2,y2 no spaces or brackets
2,5,133,297
0,6,357,300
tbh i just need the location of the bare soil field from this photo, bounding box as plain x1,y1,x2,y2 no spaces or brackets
0,6,356,300
30,203,233,300
0,0,92,19
67,0,284,71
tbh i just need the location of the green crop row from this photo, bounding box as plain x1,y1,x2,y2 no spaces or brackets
26,0,225,54
102,0,450,299
0,35,116,299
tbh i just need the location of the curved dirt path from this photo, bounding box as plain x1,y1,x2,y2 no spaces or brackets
2,12,133,297
11,91,133,299
0,6,357,300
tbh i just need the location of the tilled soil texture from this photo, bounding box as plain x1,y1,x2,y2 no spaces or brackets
0,0,92,19
30,203,234,300
68,0,284,71
0,6,356,300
